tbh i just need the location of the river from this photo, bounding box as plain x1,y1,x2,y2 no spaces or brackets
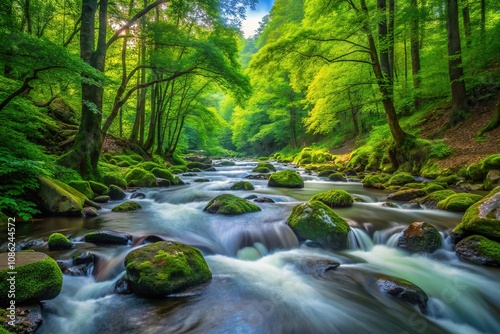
5,161,500,333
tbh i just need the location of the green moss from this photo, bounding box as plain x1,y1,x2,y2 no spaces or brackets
186,162,208,170
230,181,255,191
115,155,140,166
310,189,353,208
107,185,126,200
475,236,500,263
387,172,414,186
68,180,94,199
125,241,212,296
417,189,456,207
219,160,236,166
36,176,86,214
252,167,270,173
48,233,74,250
286,201,350,249
171,165,188,172
117,161,131,168
437,193,483,212
151,168,175,183
0,253,62,306
403,182,425,189
252,162,276,172
328,172,346,181
435,174,460,185
362,174,389,189
467,154,500,181
129,154,144,162
268,170,304,188
88,181,108,195
420,161,442,179
112,201,142,212
421,183,445,194
101,172,128,188
171,168,185,174
138,161,163,172
125,168,157,187
204,194,261,215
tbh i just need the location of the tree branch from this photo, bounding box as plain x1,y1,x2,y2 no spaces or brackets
63,15,82,47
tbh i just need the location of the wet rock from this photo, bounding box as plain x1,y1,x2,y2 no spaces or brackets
310,189,353,208
382,202,398,208
268,170,304,188
387,189,426,201
244,194,258,200
230,181,254,190
114,276,133,294
254,197,275,203
415,190,456,209
244,174,270,180
1,304,42,334
124,241,212,297
204,167,217,172
252,162,276,173
396,222,441,253
16,239,44,251
182,173,198,176
111,201,142,212
57,261,89,276
294,257,341,275
484,170,500,191
108,185,126,200
204,194,261,215
130,192,146,199
93,195,110,203
0,252,63,306
287,201,350,250
194,178,210,183
317,170,335,177
436,193,483,212
376,276,428,314
84,230,132,245
455,235,500,266
82,206,98,217
72,251,95,265
328,172,347,182
48,233,74,250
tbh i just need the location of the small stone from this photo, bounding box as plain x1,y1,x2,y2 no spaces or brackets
83,206,98,217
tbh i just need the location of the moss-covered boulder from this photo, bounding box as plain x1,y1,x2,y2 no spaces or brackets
137,161,163,172
286,201,350,250
387,172,414,186
101,172,128,188
84,231,132,245
436,193,483,212
435,174,460,185
452,188,500,241
186,162,209,170
124,241,212,297
93,195,110,203
416,190,456,209
150,167,176,183
108,185,126,200
455,235,500,266
68,181,94,200
376,275,429,314
387,189,426,202
467,154,500,182
252,162,276,173
230,181,255,191
484,170,500,191
125,168,157,187
203,194,261,215
88,181,108,196
421,183,445,194
48,233,74,250
396,222,441,253
328,172,347,182
112,201,142,212
362,174,388,189
0,252,62,306
310,190,353,208
35,176,86,215
268,170,304,188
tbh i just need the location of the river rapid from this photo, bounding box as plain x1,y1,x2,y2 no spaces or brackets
4,161,500,334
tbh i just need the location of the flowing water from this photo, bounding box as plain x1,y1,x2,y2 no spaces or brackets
2,161,499,333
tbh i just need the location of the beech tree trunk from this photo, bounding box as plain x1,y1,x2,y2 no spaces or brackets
388,0,395,80
446,0,469,125
462,0,471,47
378,0,391,84
410,0,422,107
480,0,485,38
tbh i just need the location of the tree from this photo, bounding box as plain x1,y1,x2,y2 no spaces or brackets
410,0,422,107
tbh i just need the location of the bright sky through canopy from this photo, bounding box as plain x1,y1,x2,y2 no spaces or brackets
241,0,274,38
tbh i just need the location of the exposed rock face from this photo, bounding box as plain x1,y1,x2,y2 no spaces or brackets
93,195,110,203
203,194,261,215
0,252,62,306
455,235,500,266
124,241,212,297
268,170,304,188
396,222,441,253
484,170,500,191
254,197,275,203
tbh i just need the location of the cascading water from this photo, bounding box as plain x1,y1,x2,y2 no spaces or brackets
3,160,499,333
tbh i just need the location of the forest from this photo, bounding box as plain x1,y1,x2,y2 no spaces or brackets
1,0,500,333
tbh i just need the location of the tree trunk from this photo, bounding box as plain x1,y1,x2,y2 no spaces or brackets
24,0,32,34
410,0,422,108
446,0,469,125
289,109,297,148
477,97,500,137
377,0,391,84
388,0,395,80
480,0,485,38
462,0,471,47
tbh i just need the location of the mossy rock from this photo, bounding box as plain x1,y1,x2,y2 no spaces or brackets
204,194,261,215
186,162,209,170
112,201,142,212
138,161,163,172
35,176,86,215
84,231,132,245
48,233,74,250
467,154,500,182
328,172,347,182
151,168,176,184
0,252,62,306
189,168,202,172
416,190,456,209
88,181,108,195
455,235,500,266
107,185,126,200
67,180,94,200
452,188,500,241
436,193,483,212
115,155,140,166
125,241,212,297
255,162,276,172
362,174,389,189
252,167,270,173
376,275,428,314
318,170,335,177
171,165,188,172
287,201,350,250
268,170,304,188
219,160,236,166
129,154,144,163
421,183,445,194
117,161,132,168
387,189,426,202
93,195,110,203
396,222,441,254
435,174,460,185
403,182,425,189
310,189,353,208
125,168,157,187
171,168,185,174
387,172,414,186
230,181,255,191
298,158,311,165
101,173,128,188
484,170,500,191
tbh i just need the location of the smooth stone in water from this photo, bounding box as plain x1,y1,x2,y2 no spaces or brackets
376,275,429,314
396,222,441,254
84,230,132,245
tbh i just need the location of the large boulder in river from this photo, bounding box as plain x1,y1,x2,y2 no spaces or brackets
451,187,500,242
387,189,426,202
35,176,86,215
396,222,441,254
484,170,500,191
125,168,157,187
0,252,62,306
230,181,254,191
455,235,500,266
124,241,212,297
48,233,74,250
387,172,414,186
203,194,261,215
286,201,350,250
436,193,483,212
268,170,304,188
108,185,126,200
111,201,142,212
415,190,456,209
310,189,353,208
84,230,132,245
376,275,429,314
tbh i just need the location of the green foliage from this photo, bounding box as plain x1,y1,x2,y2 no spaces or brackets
429,141,454,159
67,181,94,200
